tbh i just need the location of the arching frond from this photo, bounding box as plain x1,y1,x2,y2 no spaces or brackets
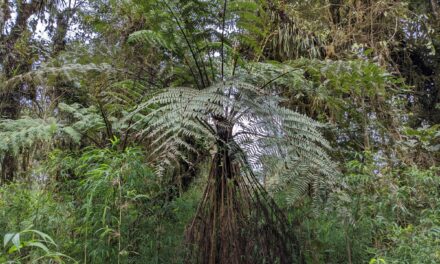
0,63,114,92
0,118,58,156
0,103,106,162
131,69,338,196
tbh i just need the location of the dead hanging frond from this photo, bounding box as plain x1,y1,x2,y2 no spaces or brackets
185,149,302,264
233,0,326,61
266,5,326,60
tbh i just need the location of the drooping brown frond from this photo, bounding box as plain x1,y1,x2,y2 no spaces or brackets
185,148,302,264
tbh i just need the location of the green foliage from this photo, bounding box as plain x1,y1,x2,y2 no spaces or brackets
73,146,158,262
128,30,176,51
0,106,104,171
44,145,200,263
0,145,201,263
0,183,76,263
399,124,440,166
0,118,58,155
1,0,439,263
0,108,101,153
58,103,105,140
365,167,440,264
1,63,114,92
132,76,337,205
284,58,403,120
286,152,440,263
1,228,74,263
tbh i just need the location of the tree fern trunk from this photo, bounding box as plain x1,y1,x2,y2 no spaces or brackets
185,127,301,263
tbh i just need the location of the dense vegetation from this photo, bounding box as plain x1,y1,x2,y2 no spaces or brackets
0,0,439,263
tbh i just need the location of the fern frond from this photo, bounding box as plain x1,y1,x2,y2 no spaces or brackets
0,104,105,157
132,72,338,197
0,118,58,155
1,63,114,92
128,30,176,51
58,103,105,134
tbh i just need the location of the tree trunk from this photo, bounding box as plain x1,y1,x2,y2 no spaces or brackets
185,122,301,263
0,1,73,183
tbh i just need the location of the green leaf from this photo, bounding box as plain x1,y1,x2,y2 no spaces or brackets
12,233,20,248
23,230,56,246
3,233,14,247
8,245,20,254
26,241,50,253
11,233,20,250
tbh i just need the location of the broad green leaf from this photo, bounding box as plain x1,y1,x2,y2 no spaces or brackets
11,233,20,250
3,233,14,247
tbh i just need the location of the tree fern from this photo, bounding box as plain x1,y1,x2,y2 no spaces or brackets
132,60,336,185
128,61,338,261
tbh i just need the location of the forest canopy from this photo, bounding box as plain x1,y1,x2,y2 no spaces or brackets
0,0,439,263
